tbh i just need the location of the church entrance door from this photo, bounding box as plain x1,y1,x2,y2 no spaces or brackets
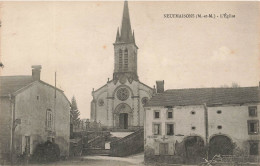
119,113,128,129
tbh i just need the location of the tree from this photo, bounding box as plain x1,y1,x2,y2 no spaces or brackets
71,96,80,127
231,82,240,88
220,82,240,88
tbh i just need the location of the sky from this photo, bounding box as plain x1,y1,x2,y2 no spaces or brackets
0,1,259,119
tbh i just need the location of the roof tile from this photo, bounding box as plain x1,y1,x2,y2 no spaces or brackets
146,87,260,107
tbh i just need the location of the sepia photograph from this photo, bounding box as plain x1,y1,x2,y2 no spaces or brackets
0,1,259,165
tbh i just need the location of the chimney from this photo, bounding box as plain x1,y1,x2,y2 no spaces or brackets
156,80,164,93
32,65,42,81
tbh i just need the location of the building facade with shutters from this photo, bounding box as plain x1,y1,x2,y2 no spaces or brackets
0,65,71,161
90,1,154,131
144,82,260,164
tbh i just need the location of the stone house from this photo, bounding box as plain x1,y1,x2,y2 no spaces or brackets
0,65,71,161
144,81,260,164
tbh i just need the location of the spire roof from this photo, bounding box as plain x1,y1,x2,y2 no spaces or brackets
115,1,135,44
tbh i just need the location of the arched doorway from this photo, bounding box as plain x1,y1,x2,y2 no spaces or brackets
184,136,205,164
114,103,133,129
209,135,233,159
119,113,128,129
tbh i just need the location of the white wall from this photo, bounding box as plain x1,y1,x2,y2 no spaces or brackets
15,82,70,156
145,103,260,156
92,79,153,127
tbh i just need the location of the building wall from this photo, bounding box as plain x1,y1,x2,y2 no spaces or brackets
0,97,12,159
144,104,260,162
92,80,153,128
208,104,260,152
144,105,206,156
14,82,70,156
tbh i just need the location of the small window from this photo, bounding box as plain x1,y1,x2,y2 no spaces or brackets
248,120,259,135
167,111,173,119
153,123,161,135
166,124,174,135
249,106,257,117
217,125,222,129
217,110,222,114
191,111,195,115
249,142,259,155
25,136,30,154
154,111,160,119
191,126,196,130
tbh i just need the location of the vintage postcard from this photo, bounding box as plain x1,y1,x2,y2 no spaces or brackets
0,1,259,165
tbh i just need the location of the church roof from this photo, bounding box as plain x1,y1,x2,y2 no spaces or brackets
145,86,260,107
115,1,135,44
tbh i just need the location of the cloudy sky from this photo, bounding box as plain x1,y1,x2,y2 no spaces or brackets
1,1,259,119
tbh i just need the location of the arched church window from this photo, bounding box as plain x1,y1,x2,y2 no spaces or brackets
119,49,123,71
117,88,129,101
124,49,128,71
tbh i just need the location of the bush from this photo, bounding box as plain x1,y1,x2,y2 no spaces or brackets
31,140,60,163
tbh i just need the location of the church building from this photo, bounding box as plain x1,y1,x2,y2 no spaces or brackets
90,1,154,130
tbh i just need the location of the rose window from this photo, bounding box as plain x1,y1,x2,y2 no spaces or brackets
98,99,104,106
142,97,148,105
117,88,129,101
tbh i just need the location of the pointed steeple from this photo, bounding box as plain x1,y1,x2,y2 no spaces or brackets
119,1,134,43
116,27,120,42
113,1,139,82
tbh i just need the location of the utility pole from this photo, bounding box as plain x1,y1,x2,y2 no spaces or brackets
9,94,21,165
54,72,57,138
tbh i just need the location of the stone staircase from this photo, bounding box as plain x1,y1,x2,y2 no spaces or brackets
82,128,144,156
110,128,144,157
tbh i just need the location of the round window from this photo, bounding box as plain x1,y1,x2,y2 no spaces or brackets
142,97,148,105
98,99,104,106
117,88,129,101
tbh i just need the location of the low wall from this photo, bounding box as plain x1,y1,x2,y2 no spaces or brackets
110,129,144,157
83,149,110,155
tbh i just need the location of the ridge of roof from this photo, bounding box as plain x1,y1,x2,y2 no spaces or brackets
145,86,260,107
165,86,258,92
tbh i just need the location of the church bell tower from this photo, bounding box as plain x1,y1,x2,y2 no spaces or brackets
113,1,138,83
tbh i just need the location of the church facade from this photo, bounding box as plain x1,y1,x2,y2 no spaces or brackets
90,1,154,130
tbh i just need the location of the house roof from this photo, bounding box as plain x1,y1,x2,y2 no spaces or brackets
0,76,34,97
0,76,68,102
145,87,260,107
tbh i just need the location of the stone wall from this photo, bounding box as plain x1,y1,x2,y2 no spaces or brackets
0,81,70,160
144,104,260,164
